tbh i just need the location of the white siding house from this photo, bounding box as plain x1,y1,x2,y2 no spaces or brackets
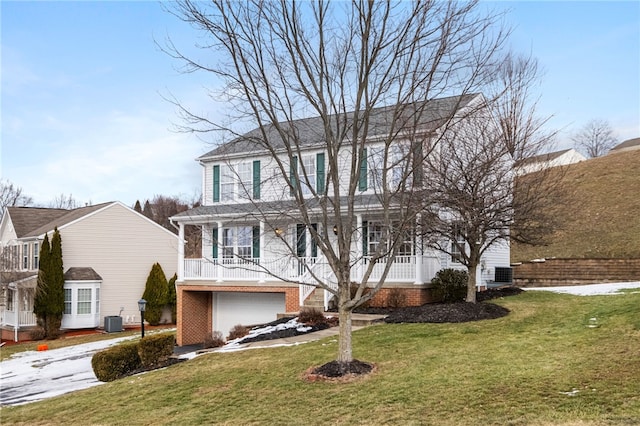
171,94,511,346
0,202,178,342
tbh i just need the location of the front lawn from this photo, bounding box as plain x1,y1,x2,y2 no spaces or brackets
3,290,639,425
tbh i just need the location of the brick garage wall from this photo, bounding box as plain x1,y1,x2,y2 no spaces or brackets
513,258,640,287
177,287,212,346
176,284,299,346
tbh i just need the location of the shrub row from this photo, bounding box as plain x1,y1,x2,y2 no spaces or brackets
91,333,175,382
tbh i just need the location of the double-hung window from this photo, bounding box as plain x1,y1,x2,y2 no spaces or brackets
366,221,413,258
214,161,261,202
64,289,72,315
220,165,235,202
367,147,385,192
291,153,325,195
77,289,92,314
237,162,252,200
22,244,29,270
33,242,39,270
220,226,260,261
451,224,466,263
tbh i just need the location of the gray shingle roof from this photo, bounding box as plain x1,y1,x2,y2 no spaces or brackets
64,267,103,281
7,203,112,238
199,94,480,159
610,137,640,151
172,194,401,222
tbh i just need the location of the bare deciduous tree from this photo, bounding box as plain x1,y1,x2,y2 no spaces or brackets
165,0,509,368
421,54,558,302
571,119,618,158
49,193,80,210
0,180,33,216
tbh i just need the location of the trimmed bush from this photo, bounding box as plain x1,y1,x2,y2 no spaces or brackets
203,331,225,349
298,307,326,326
227,324,250,340
138,333,175,368
431,268,468,303
92,342,142,382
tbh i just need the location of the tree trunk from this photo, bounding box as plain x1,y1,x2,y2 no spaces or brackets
466,262,478,303
337,304,353,364
336,279,353,364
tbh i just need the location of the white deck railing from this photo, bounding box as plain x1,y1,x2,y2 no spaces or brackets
183,255,440,284
1,309,37,327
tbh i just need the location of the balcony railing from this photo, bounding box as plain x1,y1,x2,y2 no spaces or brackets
183,254,440,285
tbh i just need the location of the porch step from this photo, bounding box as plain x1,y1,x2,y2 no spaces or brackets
302,288,326,310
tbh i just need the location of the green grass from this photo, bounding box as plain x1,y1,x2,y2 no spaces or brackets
2,291,640,425
512,149,640,261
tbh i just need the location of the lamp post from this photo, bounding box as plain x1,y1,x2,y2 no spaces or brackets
137,298,147,338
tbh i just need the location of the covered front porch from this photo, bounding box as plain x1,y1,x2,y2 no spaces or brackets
1,275,38,342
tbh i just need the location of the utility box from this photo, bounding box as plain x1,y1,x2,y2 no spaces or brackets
104,316,123,333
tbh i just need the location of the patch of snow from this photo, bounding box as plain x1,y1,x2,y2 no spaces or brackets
0,329,174,407
524,282,640,296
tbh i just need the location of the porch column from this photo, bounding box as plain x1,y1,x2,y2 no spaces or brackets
414,213,424,284
258,220,266,283
216,221,223,282
177,222,185,281
14,286,19,342
356,214,363,282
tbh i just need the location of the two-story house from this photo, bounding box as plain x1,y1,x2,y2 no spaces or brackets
0,202,178,342
170,94,511,346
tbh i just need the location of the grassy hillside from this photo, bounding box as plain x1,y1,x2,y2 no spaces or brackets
3,291,640,425
512,149,640,262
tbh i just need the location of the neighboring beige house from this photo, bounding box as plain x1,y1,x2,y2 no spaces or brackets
0,202,178,342
609,137,640,154
514,148,586,175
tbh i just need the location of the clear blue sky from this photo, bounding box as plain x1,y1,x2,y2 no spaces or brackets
2,1,639,207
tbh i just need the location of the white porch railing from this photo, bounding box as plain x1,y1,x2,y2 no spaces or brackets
1,309,37,327
184,255,440,284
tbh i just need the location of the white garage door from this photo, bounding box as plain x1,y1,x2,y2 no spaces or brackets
213,292,286,339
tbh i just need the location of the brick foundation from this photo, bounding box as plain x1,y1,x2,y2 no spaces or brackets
366,286,435,307
513,258,640,287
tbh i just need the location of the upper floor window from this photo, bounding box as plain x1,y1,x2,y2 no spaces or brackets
213,160,261,203
362,143,416,193
33,242,39,270
291,153,325,196
23,243,29,270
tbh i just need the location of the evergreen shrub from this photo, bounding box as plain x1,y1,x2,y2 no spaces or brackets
92,342,142,382
142,263,168,326
138,333,176,368
431,268,468,303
